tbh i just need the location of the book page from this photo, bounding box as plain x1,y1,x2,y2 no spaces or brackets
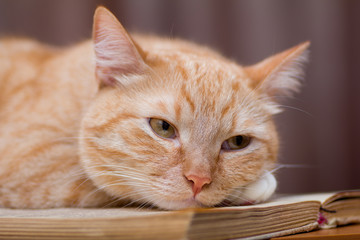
0,194,321,219
204,194,323,213
275,190,360,206
274,192,335,204
0,208,167,219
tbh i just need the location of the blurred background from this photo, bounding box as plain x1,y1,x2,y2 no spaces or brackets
0,0,359,194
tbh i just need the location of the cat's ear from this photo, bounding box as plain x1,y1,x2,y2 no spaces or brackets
244,42,310,110
93,7,147,87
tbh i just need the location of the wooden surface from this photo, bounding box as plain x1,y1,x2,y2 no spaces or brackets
272,224,360,240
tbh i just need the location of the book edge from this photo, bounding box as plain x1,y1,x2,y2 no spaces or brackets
234,221,319,240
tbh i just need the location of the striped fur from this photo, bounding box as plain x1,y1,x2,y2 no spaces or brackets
0,7,309,209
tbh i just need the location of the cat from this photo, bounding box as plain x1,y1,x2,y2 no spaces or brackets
0,7,309,210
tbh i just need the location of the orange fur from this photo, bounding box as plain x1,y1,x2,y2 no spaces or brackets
0,7,309,209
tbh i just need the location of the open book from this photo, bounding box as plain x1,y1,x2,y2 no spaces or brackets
0,190,359,240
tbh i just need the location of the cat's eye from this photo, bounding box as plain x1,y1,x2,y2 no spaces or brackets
221,135,251,151
149,118,176,139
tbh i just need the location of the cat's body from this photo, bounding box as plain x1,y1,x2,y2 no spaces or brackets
0,39,105,208
0,7,308,209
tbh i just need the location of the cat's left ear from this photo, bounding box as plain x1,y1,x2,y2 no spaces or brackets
244,42,310,111
93,7,147,87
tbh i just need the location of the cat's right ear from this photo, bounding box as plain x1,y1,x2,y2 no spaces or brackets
93,7,147,87
244,42,310,113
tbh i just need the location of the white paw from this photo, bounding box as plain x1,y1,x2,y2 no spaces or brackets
242,171,277,203
228,171,277,205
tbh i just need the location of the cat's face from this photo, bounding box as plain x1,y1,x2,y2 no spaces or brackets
79,7,309,209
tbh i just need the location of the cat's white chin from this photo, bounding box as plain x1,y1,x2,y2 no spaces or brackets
154,197,205,210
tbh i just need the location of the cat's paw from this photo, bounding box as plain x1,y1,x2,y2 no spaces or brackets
228,171,277,206
242,171,277,204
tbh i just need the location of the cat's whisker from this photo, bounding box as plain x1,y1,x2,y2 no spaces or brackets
99,164,148,175
83,163,149,180
94,165,147,177
101,181,151,190
224,192,252,204
57,168,92,192
67,177,92,194
231,186,258,195
140,194,172,210
107,170,149,182
77,180,153,207
101,191,151,208
104,189,151,208
89,171,149,183
134,194,160,210
107,189,161,209
60,170,86,183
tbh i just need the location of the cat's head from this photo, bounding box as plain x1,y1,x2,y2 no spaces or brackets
79,7,309,209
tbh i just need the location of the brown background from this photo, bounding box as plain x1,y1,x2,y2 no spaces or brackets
0,0,359,194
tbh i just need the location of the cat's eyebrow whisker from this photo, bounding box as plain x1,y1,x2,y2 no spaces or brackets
257,94,308,108
238,81,311,120
273,104,312,116
271,163,314,173
252,94,312,117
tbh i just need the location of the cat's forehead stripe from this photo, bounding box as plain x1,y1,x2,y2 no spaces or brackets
180,85,196,113
156,101,169,115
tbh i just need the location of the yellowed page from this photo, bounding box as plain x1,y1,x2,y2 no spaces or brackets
0,207,166,218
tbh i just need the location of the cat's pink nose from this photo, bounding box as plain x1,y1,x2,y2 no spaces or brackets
186,174,212,197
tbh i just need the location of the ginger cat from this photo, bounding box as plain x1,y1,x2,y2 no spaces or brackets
0,7,309,209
